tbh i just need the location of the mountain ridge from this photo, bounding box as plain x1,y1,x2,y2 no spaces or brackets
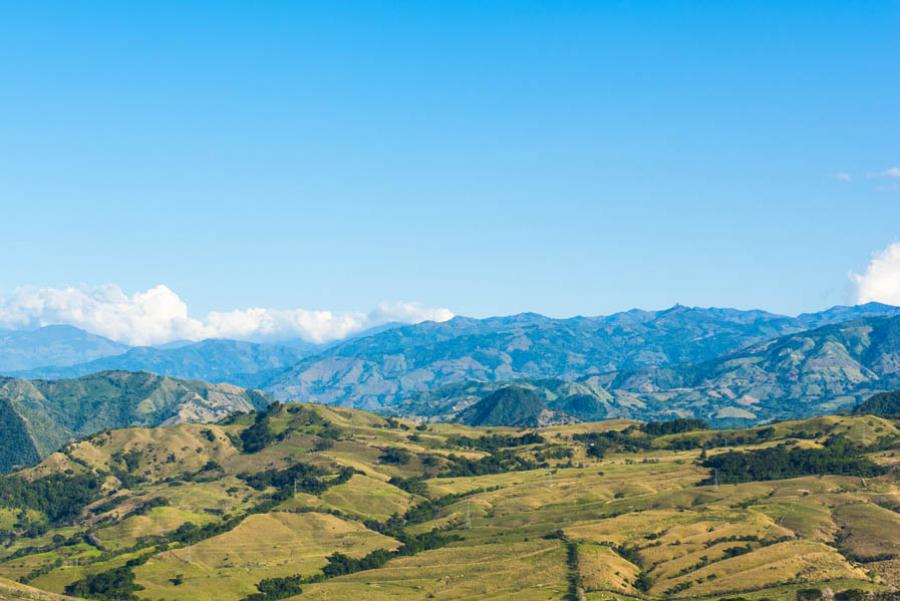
266,303,900,414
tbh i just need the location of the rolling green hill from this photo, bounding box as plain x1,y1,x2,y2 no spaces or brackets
0,402,896,600
0,371,272,472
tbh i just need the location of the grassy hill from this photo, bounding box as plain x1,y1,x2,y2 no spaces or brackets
0,371,272,472
0,402,896,600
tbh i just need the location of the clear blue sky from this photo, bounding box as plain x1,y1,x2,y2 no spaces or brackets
2,1,898,319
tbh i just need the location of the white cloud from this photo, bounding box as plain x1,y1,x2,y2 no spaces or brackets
851,242,900,306
0,284,454,346
831,172,851,182
867,166,900,180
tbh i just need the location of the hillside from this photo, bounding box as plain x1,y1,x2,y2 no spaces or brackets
0,371,272,472
0,326,128,373
266,304,900,412
455,385,565,427
602,315,900,426
0,403,896,600
15,339,311,388
388,314,900,427
397,378,612,423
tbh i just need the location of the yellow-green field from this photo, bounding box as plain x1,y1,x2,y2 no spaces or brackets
0,404,897,600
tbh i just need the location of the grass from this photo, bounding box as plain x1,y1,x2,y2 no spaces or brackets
1,404,898,600
93,505,218,551
134,511,400,601
319,474,418,521
833,502,900,561
297,539,569,600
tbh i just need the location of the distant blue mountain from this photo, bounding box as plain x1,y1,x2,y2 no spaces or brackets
0,325,128,373
265,303,900,419
15,338,315,388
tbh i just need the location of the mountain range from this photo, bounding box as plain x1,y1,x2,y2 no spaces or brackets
266,302,900,421
3,302,900,444
13,338,312,388
0,325,129,372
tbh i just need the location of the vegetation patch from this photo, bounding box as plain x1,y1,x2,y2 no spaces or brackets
701,437,887,484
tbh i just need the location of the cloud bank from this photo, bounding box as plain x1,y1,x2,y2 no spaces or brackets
0,285,454,346
851,242,900,306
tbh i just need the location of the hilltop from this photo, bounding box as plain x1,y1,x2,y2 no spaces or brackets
0,401,896,600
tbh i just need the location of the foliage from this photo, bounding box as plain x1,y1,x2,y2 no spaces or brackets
239,462,337,497
388,476,429,496
701,437,886,484
641,418,708,436
241,575,303,601
573,429,652,458
0,472,102,524
65,565,143,600
854,390,900,418
666,427,775,451
440,450,542,477
378,447,411,465
447,432,544,451
240,406,278,453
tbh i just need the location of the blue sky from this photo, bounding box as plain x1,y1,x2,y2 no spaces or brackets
1,1,899,341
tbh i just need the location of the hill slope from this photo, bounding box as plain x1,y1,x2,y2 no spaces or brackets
0,371,272,472
455,385,566,427
603,315,900,425
0,404,896,600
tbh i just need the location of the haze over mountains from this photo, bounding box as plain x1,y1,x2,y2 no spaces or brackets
2,302,900,445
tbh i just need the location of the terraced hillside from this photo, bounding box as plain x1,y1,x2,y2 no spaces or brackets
0,403,897,600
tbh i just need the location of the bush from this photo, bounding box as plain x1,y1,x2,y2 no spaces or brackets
641,418,708,436
379,447,411,465
242,575,303,601
65,566,143,600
